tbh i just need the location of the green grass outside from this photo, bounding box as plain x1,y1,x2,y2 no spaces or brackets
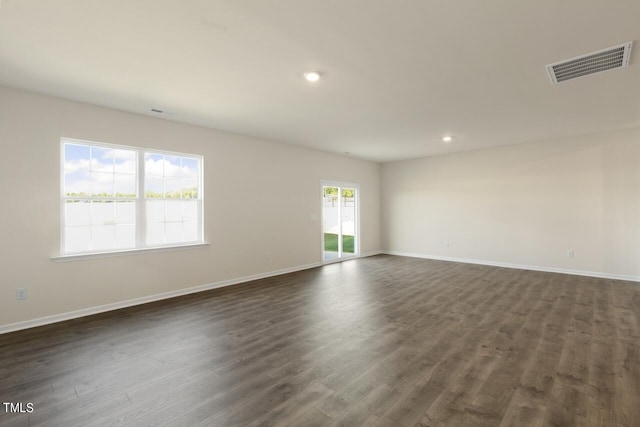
323,233,354,253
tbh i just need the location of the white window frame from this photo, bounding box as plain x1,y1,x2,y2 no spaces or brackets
55,137,205,261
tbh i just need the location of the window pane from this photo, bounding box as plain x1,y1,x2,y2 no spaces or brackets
64,170,91,196
145,176,163,198
114,149,136,173
182,200,198,222
115,224,135,248
182,157,198,176
165,222,182,243
90,172,114,196
164,178,182,198
145,153,164,176
164,157,184,180
91,147,114,172
114,174,136,197
165,200,182,222
184,221,198,242
181,178,198,199
92,225,115,250
146,222,165,245
65,200,91,226
91,202,115,225
115,201,136,224
166,155,181,164
64,144,90,171
146,200,164,223
65,226,91,253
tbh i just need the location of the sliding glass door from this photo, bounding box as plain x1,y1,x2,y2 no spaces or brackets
322,182,358,261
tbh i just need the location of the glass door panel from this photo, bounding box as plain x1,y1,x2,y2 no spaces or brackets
341,187,356,257
322,186,340,261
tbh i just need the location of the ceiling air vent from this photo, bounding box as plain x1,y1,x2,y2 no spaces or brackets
546,41,632,84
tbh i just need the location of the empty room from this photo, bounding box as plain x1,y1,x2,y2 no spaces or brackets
1,1,639,426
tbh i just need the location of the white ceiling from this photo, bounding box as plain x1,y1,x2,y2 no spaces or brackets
1,0,639,162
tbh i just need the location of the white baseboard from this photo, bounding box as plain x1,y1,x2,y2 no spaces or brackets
0,252,383,335
383,251,640,282
1,263,319,335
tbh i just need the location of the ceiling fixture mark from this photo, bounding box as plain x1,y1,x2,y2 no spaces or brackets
546,42,632,84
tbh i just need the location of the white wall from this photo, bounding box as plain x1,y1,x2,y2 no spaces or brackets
0,85,381,329
382,128,640,280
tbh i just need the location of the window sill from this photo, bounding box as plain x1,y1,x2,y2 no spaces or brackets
51,243,209,263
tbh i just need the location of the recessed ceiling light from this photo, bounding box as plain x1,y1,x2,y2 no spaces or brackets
442,136,453,143
303,71,321,82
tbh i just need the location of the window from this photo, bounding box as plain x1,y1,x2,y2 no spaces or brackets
61,138,203,255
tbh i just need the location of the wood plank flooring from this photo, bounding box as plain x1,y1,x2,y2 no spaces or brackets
1,255,639,426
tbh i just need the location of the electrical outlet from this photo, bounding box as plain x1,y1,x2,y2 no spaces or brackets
16,288,28,300
567,249,575,258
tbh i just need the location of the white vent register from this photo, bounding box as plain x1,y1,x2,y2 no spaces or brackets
546,42,632,84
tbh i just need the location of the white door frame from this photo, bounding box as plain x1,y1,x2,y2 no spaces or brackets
320,180,360,263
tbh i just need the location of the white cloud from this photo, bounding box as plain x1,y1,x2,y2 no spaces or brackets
64,158,91,171
145,158,198,179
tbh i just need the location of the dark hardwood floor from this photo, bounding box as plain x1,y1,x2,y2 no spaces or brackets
1,255,639,426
